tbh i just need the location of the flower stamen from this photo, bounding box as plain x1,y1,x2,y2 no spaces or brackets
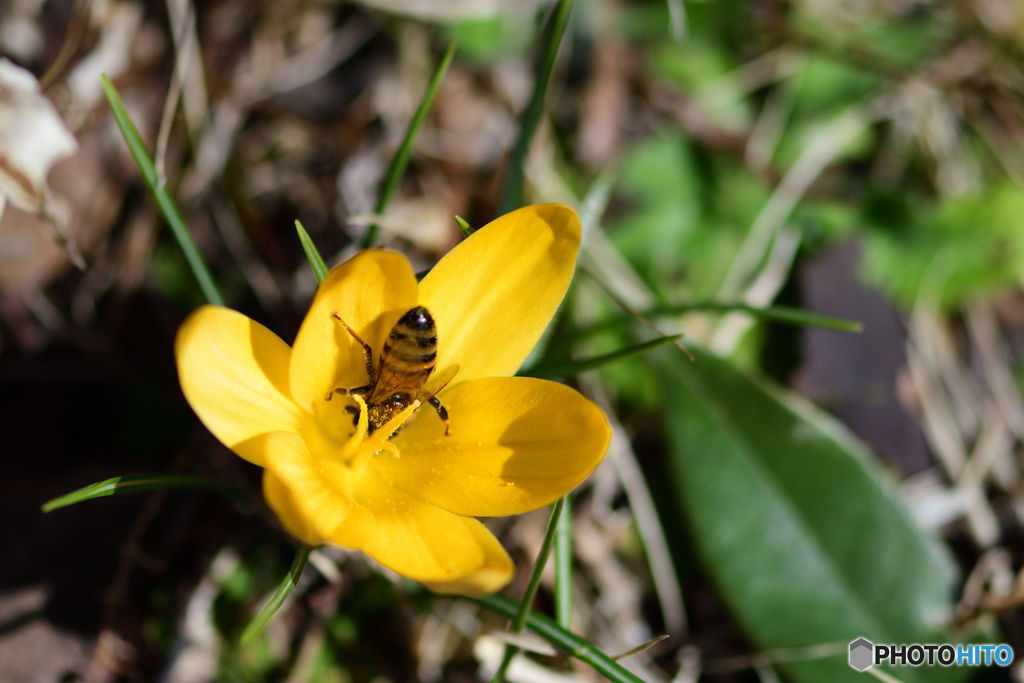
338,395,417,468
368,400,420,451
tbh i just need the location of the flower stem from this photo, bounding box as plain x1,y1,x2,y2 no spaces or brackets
490,497,564,683
363,41,457,248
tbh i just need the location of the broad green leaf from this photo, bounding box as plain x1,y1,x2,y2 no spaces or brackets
43,474,246,512
788,56,882,120
655,346,968,683
446,16,529,63
610,135,771,301
790,8,947,72
863,182,1024,310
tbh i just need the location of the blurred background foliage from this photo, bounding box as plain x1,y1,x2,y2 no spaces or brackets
5,0,1024,681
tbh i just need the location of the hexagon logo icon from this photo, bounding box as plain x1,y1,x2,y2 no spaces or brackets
849,638,874,671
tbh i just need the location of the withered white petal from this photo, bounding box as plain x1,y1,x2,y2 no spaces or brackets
0,58,78,215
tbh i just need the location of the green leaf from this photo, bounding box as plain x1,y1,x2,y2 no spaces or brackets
862,182,1024,310
295,220,328,284
241,545,311,645
577,303,861,341
363,42,457,248
579,170,616,239
101,76,225,307
524,334,683,379
490,499,564,683
646,302,862,332
654,346,967,683
554,494,573,630
473,595,644,683
498,0,573,214
455,215,475,238
42,474,246,512
445,15,530,63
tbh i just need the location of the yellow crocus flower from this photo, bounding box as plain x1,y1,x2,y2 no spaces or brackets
174,204,610,595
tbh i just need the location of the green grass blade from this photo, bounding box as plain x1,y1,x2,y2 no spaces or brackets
474,594,645,683
498,0,573,214
646,302,862,332
579,170,615,239
554,494,573,630
578,304,861,341
363,41,457,248
101,75,225,307
295,220,328,284
490,498,564,683
42,474,246,512
525,334,683,380
241,545,311,645
455,215,475,238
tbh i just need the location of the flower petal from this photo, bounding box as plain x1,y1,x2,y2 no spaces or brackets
290,250,419,412
176,306,307,466
259,432,376,548
261,430,514,594
418,204,581,384
380,377,610,516
351,467,514,595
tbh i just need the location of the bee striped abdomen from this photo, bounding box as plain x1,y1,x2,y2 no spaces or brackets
376,306,437,390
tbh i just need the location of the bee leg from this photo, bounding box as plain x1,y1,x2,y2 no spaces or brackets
344,404,360,427
331,312,376,385
428,395,450,437
326,385,370,402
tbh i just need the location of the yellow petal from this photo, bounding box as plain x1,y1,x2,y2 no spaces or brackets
259,432,376,548
419,526,516,596
289,250,419,412
380,377,610,516
175,306,308,466
351,466,514,595
418,204,581,384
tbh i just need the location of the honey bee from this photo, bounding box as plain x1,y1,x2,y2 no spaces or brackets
329,306,455,436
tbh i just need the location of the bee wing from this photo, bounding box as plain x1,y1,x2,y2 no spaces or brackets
419,364,459,402
367,359,422,403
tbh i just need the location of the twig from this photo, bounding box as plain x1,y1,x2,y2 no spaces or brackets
155,0,196,183
718,107,868,300
710,226,801,354
579,379,688,637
